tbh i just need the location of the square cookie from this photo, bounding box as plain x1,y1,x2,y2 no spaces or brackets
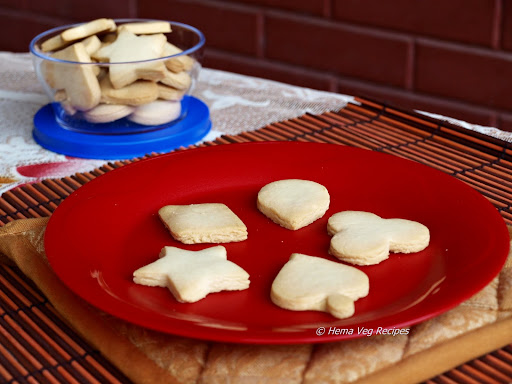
158,203,248,244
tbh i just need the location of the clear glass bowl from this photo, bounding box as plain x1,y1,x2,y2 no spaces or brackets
29,19,205,135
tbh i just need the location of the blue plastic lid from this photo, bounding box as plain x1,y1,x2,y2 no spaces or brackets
33,96,211,160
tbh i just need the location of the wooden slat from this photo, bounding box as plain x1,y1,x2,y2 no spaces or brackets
0,96,510,383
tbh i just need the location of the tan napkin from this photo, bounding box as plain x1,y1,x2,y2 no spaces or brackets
0,217,511,384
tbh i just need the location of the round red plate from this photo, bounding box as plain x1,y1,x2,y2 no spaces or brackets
45,142,510,344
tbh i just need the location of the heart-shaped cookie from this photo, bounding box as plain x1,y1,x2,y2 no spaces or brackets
328,211,430,265
257,179,330,230
271,253,369,319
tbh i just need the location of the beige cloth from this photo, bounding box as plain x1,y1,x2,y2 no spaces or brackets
0,217,511,384
0,52,355,195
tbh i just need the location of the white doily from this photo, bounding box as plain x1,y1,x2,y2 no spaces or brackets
1,51,510,195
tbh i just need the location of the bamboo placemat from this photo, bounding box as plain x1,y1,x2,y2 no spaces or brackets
0,96,511,383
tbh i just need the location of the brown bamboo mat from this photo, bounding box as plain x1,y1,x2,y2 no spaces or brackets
0,96,511,383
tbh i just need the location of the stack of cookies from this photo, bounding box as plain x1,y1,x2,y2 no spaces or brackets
39,18,197,126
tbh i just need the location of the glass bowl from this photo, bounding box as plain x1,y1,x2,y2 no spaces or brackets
29,19,205,135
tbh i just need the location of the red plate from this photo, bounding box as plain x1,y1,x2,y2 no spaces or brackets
45,142,510,344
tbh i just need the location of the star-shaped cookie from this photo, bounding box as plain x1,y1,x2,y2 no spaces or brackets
133,246,250,303
93,29,167,89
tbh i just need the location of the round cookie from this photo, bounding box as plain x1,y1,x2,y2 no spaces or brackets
83,103,134,123
128,100,181,126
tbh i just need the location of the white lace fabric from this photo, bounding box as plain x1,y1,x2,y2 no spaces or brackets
0,51,510,195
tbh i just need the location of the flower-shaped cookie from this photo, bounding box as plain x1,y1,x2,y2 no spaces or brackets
327,211,430,265
133,245,250,303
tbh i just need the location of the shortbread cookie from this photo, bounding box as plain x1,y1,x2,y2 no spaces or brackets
160,69,192,90
133,245,250,303
54,89,68,103
118,21,171,34
158,203,248,244
61,18,116,42
328,211,430,266
44,42,101,111
81,35,102,55
41,19,113,52
162,42,195,72
157,83,186,101
99,76,159,106
83,103,135,123
101,32,118,44
93,29,167,89
271,253,369,319
41,34,68,52
128,100,181,126
54,90,77,116
257,179,330,230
